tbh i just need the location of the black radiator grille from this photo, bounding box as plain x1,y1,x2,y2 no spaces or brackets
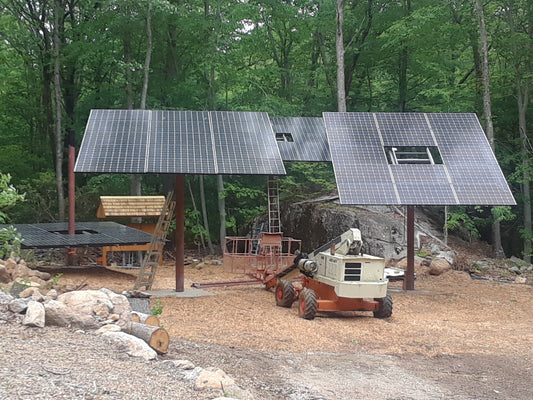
345,262,362,281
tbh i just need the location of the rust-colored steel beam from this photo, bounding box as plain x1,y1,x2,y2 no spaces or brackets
404,205,416,290
191,279,263,288
175,174,185,292
68,144,76,235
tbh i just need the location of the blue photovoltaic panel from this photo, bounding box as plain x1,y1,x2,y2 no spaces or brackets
323,112,515,206
271,117,330,161
75,110,285,176
212,111,285,175
75,109,149,173
147,111,215,174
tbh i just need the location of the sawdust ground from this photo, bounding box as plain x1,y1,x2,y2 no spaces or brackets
55,260,533,359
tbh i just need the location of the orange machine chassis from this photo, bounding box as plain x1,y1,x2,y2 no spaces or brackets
298,276,379,312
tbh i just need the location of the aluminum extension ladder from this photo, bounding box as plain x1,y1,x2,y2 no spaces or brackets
267,176,281,233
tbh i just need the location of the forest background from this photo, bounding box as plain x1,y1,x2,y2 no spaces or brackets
0,0,531,260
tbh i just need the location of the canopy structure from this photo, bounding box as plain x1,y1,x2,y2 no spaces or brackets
75,109,515,292
75,109,286,176
323,112,515,206
0,222,153,249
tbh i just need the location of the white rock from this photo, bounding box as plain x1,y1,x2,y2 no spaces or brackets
23,301,45,328
224,385,255,400
171,359,195,370
195,367,235,390
0,290,14,304
94,324,122,335
44,299,100,330
8,298,29,313
57,290,114,314
46,289,58,300
102,331,157,360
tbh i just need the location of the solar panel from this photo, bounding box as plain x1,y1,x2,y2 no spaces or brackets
270,117,331,161
323,112,516,206
0,222,154,248
75,110,286,176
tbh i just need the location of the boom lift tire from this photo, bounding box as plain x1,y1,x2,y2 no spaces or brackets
373,294,393,319
298,288,317,320
275,279,295,308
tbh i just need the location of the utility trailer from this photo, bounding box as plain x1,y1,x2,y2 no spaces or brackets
273,228,393,320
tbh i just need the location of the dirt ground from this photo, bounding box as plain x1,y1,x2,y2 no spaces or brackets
44,256,533,400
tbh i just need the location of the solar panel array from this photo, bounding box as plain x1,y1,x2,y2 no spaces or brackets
271,117,331,162
1,222,154,248
323,112,515,206
75,110,286,175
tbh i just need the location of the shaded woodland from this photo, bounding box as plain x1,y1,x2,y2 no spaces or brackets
0,0,531,259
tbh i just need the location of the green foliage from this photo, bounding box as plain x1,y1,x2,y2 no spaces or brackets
0,226,22,259
280,163,336,200
0,173,25,223
445,207,483,242
50,273,63,287
185,208,210,244
151,299,163,317
8,172,57,223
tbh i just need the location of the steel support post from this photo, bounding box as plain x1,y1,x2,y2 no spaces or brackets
68,144,76,235
175,174,185,292
404,205,416,290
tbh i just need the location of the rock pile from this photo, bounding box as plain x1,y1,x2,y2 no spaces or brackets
0,256,55,293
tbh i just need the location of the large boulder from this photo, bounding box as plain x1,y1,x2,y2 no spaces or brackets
46,288,132,330
429,258,452,276
44,299,100,329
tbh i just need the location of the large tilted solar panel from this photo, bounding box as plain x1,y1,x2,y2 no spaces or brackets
75,110,285,175
271,117,331,162
323,112,515,206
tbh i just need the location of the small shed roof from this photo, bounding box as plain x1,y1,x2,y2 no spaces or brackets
97,196,166,218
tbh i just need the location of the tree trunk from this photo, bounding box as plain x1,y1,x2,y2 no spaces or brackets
217,175,226,249
53,0,65,222
518,80,531,262
140,3,152,110
398,1,411,112
126,321,169,354
474,0,504,258
200,176,215,254
336,0,347,112
130,311,160,327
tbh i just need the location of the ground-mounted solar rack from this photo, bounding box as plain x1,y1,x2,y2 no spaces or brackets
322,112,516,289
75,109,287,291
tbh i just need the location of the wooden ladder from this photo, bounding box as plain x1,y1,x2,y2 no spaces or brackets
133,191,176,290
268,176,281,233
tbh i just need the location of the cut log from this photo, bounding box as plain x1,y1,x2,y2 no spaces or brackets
126,321,169,354
130,311,160,326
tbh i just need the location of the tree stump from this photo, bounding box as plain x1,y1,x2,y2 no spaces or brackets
126,321,169,354
131,311,160,326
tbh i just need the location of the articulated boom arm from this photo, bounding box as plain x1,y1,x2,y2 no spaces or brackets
309,228,363,259
292,228,364,278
